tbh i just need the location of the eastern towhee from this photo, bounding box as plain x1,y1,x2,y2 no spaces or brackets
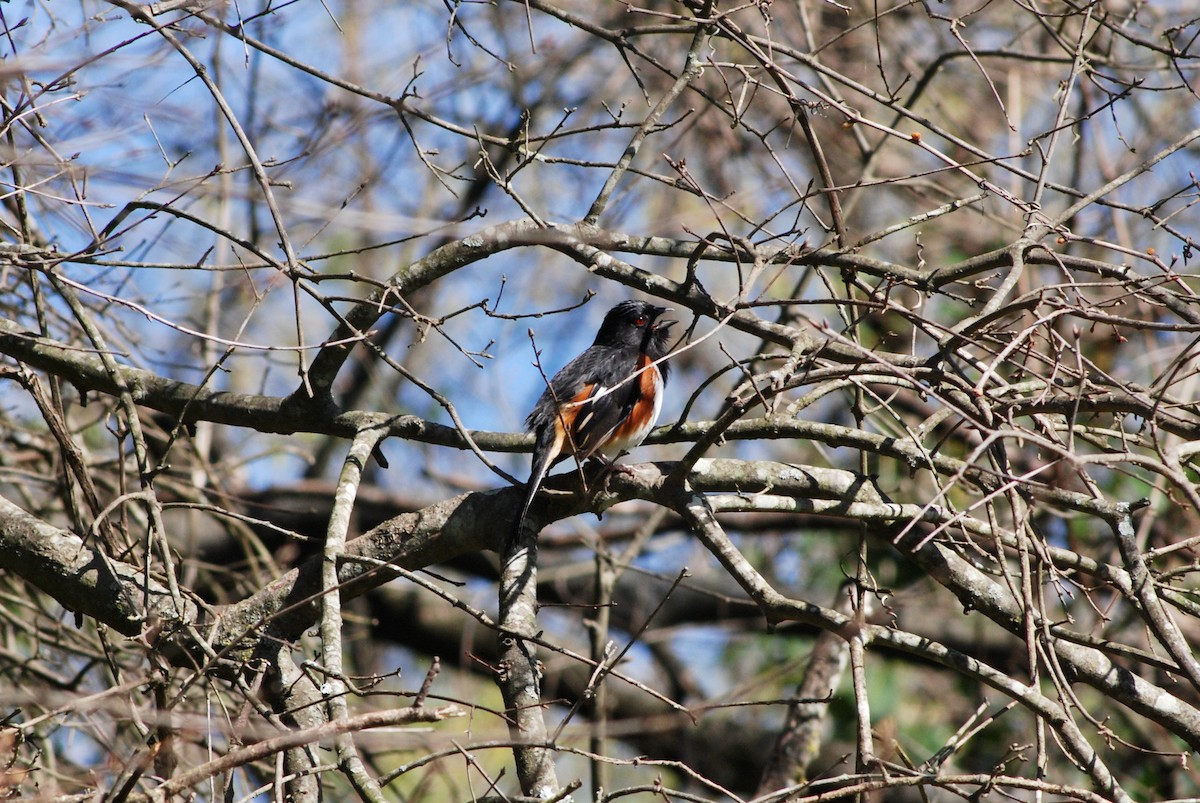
512,300,675,544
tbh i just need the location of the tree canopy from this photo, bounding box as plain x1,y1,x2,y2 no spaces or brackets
1,0,1200,801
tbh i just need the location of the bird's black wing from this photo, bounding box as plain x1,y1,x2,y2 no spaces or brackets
567,349,642,459
525,345,636,443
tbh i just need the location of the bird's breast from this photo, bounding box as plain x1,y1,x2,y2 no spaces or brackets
601,354,663,456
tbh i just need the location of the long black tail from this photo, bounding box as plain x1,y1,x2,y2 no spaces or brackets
508,427,558,552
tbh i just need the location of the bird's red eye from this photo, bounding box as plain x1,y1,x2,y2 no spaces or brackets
634,316,647,326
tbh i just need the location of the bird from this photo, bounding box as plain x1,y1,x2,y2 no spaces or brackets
512,300,675,546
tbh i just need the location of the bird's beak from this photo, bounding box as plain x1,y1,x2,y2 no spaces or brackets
652,307,674,330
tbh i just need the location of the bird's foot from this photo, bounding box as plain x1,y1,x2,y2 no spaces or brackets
608,462,637,477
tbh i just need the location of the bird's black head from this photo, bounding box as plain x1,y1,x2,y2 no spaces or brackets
593,300,675,360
